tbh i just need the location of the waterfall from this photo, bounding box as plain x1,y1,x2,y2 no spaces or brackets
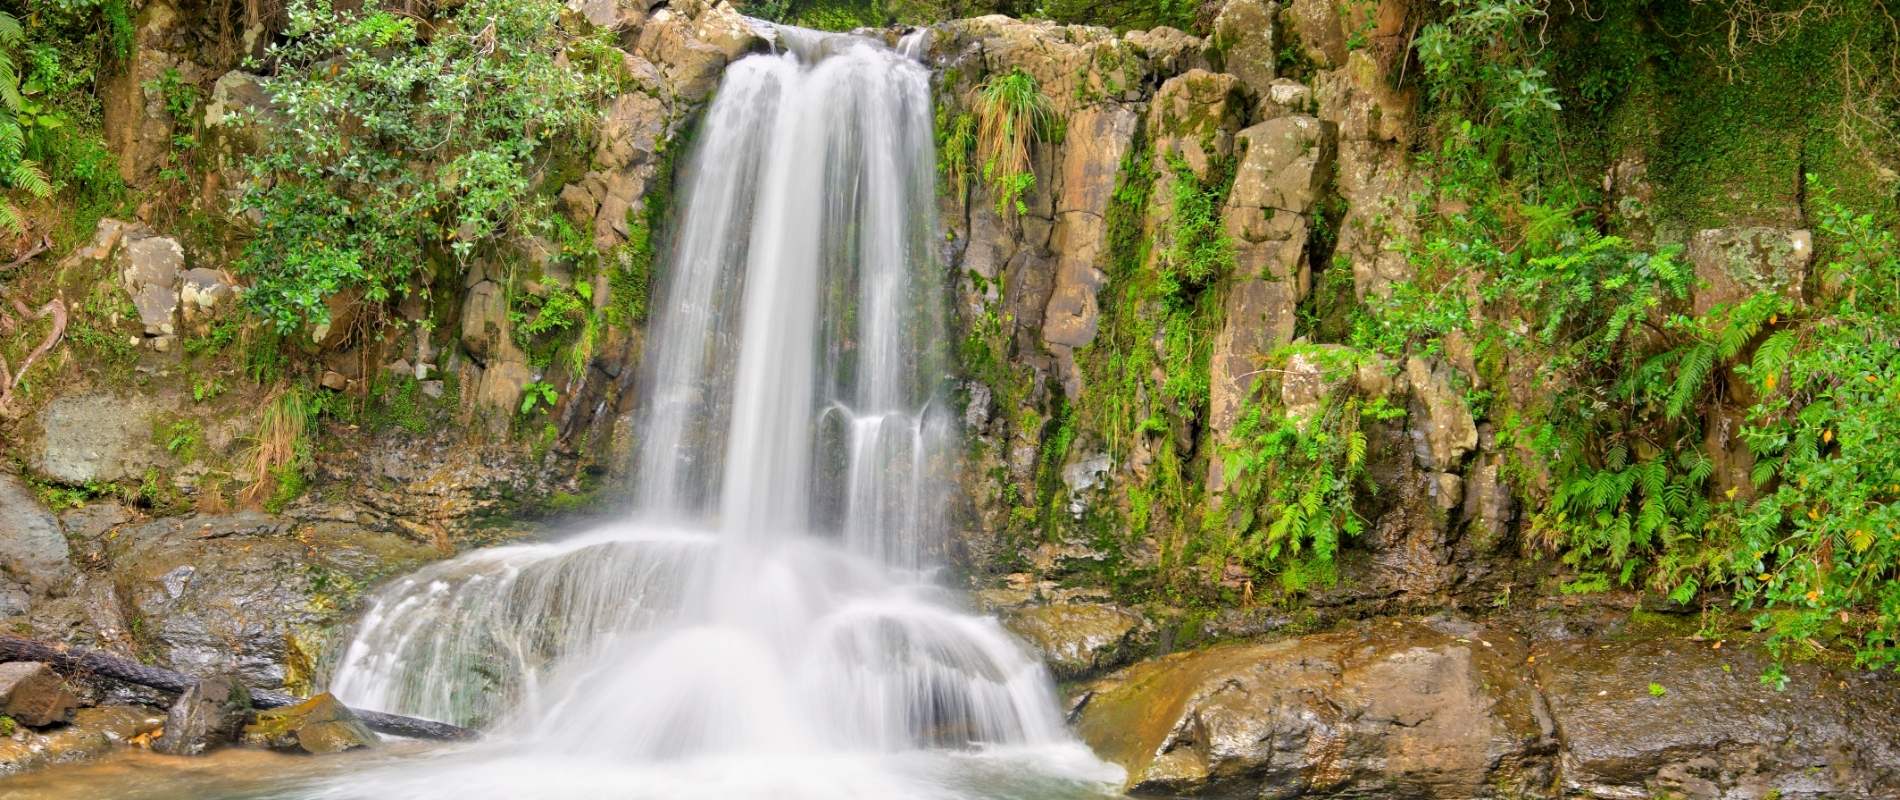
319,30,1117,799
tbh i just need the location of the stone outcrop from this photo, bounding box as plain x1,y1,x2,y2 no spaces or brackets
1075,616,1900,799
240,693,378,754
0,474,80,605
1687,226,1813,316
96,511,438,691
1002,602,1149,681
1207,114,1335,442
28,394,164,485
1075,617,1551,798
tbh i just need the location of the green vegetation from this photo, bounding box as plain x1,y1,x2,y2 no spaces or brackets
236,0,621,332
1345,0,1900,670
967,69,1055,215
0,1,126,238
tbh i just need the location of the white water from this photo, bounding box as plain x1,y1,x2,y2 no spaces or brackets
314,30,1119,800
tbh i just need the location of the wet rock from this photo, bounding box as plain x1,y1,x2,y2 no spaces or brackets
1004,603,1147,681
1687,227,1811,316
0,474,78,598
0,706,164,776
1074,618,1551,797
0,662,80,727
241,693,378,754
29,393,163,485
105,513,438,691
153,675,252,756
1534,633,1900,799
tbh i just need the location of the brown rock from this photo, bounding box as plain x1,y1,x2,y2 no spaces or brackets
1042,104,1140,398
0,662,80,727
1534,631,1900,798
1074,619,1550,797
1211,0,1278,104
241,693,378,754
1005,603,1148,682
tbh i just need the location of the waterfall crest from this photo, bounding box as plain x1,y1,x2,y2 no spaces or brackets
321,32,1117,796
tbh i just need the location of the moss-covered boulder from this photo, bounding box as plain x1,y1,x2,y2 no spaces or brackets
240,693,377,754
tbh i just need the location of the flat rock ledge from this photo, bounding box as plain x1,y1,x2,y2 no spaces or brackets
1071,616,1900,799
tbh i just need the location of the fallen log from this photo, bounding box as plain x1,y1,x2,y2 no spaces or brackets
0,635,477,741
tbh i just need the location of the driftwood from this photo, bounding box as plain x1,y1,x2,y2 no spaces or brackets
0,635,477,741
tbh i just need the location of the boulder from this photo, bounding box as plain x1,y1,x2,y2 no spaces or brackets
29,393,163,485
1003,603,1147,681
105,513,438,691
0,474,79,597
178,268,237,323
241,693,377,754
0,662,80,727
152,675,252,756
1074,618,1551,797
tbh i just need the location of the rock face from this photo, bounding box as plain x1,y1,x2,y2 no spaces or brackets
98,512,439,691
28,394,163,485
1002,603,1148,681
1534,632,1900,799
1688,226,1812,315
152,676,252,756
0,475,79,602
1074,617,1900,799
0,662,81,727
241,693,377,754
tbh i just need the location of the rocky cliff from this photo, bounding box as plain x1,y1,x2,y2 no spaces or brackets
2,0,1898,795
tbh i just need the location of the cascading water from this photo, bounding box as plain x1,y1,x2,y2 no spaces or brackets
306,27,1121,800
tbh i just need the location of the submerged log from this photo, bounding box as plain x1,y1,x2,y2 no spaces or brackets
0,635,476,741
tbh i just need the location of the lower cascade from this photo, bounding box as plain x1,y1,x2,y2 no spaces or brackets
314,29,1120,799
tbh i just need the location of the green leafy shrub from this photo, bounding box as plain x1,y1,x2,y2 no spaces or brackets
237,0,619,332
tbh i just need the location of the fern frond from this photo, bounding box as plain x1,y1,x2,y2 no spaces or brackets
8,160,49,197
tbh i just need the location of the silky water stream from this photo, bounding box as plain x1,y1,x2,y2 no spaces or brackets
0,27,1123,800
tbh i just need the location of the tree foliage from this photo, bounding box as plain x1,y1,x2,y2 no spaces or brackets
237,0,620,332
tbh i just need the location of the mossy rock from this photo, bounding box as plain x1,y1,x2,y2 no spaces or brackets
241,694,378,754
